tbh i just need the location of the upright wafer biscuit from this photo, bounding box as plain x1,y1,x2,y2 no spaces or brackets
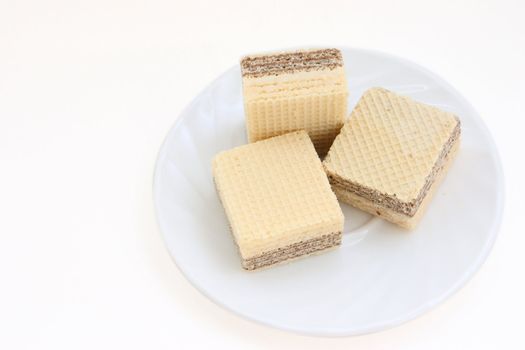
323,88,461,229
213,131,344,270
241,48,348,156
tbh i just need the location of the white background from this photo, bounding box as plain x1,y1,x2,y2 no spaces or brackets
0,0,523,348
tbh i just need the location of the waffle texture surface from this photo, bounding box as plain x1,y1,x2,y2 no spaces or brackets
213,131,343,268
332,139,460,229
323,88,460,219
241,48,348,156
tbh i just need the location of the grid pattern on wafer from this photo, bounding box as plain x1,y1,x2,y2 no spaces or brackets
242,49,348,156
213,131,343,259
246,90,347,156
324,88,459,203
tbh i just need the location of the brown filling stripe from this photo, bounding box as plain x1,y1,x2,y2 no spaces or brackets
243,231,341,270
241,49,343,78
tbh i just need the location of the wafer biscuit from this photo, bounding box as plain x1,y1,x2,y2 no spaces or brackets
323,88,461,229
241,48,348,156
213,131,344,270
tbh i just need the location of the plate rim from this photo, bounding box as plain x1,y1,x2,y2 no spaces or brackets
152,47,505,337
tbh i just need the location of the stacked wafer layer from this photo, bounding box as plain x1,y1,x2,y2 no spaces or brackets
323,88,461,229
213,131,344,270
241,49,348,156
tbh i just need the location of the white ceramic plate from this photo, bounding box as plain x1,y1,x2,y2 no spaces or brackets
153,48,504,336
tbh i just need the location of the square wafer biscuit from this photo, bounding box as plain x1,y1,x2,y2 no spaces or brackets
241,48,348,156
323,88,461,229
213,131,344,270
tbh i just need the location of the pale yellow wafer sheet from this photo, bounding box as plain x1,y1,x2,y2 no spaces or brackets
243,62,348,156
324,87,459,203
213,131,343,260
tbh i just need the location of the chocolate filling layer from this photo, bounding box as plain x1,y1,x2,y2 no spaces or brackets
328,120,461,217
241,49,343,78
243,232,341,271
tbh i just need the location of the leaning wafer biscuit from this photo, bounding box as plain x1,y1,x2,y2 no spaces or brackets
213,131,344,270
323,88,461,229
241,48,348,157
